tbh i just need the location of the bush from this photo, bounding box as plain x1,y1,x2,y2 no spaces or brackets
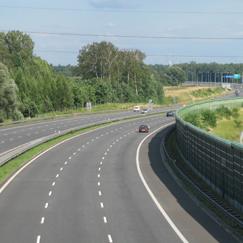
233,119,242,128
12,110,24,121
184,112,202,127
201,109,217,128
215,105,232,119
232,108,240,120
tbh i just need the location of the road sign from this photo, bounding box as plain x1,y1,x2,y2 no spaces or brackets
224,74,241,79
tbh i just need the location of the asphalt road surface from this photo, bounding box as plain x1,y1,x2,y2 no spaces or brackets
0,115,236,243
0,108,169,155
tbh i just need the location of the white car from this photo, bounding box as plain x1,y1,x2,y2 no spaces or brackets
133,106,140,112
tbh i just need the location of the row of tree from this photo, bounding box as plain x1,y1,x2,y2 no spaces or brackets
0,31,165,122
151,62,243,84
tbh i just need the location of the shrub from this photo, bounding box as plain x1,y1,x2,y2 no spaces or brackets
12,110,24,121
201,109,217,128
232,107,240,120
184,112,202,127
233,119,242,128
215,105,232,119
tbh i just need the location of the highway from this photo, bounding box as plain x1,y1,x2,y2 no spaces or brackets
0,115,236,243
0,108,172,156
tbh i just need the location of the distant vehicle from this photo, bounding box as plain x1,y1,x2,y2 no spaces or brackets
138,125,149,133
222,83,232,90
235,89,240,96
166,111,175,117
133,106,140,112
141,108,148,114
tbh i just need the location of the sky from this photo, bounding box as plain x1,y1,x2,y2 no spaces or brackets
1,0,243,65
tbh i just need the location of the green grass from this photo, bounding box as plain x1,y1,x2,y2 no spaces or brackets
164,86,228,105
210,110,243,142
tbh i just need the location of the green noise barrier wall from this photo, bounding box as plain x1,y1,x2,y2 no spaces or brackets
176,98,243,212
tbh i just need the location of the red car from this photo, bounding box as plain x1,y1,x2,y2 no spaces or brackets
138,125,149,133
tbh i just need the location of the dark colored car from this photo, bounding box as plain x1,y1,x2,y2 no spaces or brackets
166,111,175,117
138,125,149,133
141,108,148,114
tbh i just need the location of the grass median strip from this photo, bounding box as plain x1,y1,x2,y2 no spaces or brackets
0,123,108,184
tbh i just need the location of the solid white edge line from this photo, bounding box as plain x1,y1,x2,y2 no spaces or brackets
136,122,189,243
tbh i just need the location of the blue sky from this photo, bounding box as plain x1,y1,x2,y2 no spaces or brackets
1,0,243,65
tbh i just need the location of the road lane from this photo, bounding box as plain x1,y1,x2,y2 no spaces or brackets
0,108,172,155
0,115,166,242
0,114,234,243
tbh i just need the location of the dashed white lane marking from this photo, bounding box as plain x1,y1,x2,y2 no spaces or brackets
60,167,63,171
64,161,68,165
104,152,107,155
100,161,103,165
86,142,90,145
98,182,101,186
49,191,52,197
78,148,81,151
110,145,113,148
68,156,72,160
98,190,102,196
56,174,59,178
103,216,107,223
41,217,45,224
98,167,101,171
36,235,41,243
102,157,105,160
100,202,104,208
82,145,85,148
96,137,99,139
98,174,100,178
45,203,48,209
73,152,76,155
52,182,56,186
108,234,113,243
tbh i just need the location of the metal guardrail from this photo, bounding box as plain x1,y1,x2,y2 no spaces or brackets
176,98,243,214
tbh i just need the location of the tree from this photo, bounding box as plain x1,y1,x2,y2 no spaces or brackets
4,31,34,68
0,63,20,120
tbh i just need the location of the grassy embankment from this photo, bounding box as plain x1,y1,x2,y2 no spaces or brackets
164,86,227,105
211,109,243,143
